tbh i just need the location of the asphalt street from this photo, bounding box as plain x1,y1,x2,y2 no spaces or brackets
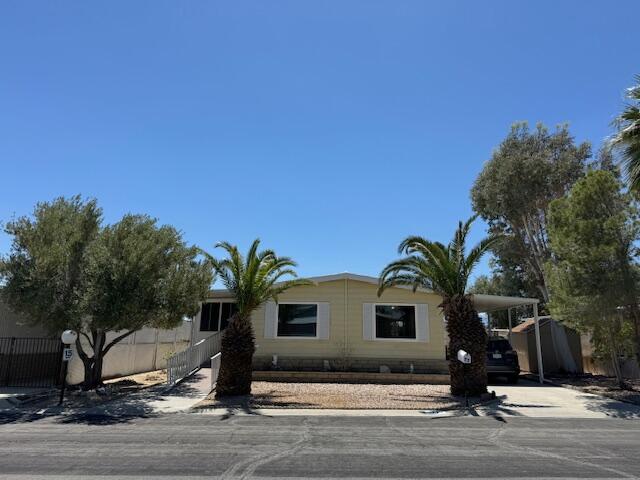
0,412,639,479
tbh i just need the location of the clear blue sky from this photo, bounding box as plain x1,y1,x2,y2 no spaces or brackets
1,1,638,281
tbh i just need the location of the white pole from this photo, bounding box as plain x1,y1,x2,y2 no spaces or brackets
533,302,544,383
508,308,513,342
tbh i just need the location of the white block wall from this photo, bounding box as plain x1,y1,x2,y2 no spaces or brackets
66,321,193,385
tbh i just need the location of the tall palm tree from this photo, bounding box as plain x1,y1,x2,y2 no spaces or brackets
378,217,502,396
612,75,640,191
204,239,311,397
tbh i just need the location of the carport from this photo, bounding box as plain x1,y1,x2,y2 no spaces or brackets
470,294,545,383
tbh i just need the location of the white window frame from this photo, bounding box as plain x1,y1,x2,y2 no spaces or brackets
275,302,320,340
372,303,419,342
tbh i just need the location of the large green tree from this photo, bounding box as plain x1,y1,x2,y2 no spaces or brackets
612,75,640,192
0,196,212,389
205,239,310,397
378,217,501,396
1,196,100,341
471,122,591,305
546,171,640,385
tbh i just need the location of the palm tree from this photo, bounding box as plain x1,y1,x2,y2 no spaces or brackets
612,75,640,191
378,217,502,396
204,239,311,397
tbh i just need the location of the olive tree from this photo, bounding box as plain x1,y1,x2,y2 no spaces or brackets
0,196,213,389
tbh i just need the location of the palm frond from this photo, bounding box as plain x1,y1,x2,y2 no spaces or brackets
379,216,495,298
208,239,307,316
612,75,640,191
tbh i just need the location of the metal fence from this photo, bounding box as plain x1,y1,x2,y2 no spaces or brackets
166,332,222,386
0,337,63,387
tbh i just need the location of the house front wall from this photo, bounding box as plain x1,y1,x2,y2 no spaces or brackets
196,278,448,374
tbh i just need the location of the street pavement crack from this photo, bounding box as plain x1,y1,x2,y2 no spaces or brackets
220,417,312,479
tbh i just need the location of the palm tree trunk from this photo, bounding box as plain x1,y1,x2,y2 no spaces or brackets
215,313,256,397
442,294,488,396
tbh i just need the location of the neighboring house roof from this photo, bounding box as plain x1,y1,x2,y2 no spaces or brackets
511,316,553,333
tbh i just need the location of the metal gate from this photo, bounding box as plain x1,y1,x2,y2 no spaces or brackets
0,337,63,387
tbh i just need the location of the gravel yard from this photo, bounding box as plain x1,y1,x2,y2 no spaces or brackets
198,381,465,410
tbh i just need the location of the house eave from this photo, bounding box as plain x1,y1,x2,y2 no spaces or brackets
206,272,435,298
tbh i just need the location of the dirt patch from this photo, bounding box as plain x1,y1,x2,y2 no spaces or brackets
546,374,640,406
105,370,167,389
196,381,470,410
27,370,168,409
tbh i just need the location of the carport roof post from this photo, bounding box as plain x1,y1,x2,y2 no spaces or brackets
470,294,544,384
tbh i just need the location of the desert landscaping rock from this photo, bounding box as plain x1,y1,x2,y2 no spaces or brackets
198,381,466,410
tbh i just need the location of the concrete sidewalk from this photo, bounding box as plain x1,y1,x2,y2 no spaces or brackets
84,367,213,416
5,374,639,420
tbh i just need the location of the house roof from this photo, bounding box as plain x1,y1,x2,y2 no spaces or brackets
305,272,428,289
207,272,540,312
207,272,431,296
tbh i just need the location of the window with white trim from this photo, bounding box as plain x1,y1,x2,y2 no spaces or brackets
375,305,416,339
200,301,237,332
277,303,318,338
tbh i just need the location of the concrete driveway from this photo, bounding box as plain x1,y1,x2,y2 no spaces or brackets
479,378,640,418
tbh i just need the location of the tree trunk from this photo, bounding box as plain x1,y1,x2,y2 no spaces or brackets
215,314,256,397
606,319,627,390
628,306,640,368
442,294,488,396
81,355,104,390
75,331,107,390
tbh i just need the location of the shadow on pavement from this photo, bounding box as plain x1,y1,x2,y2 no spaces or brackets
580,394,640,419
0,372,209,425
194,392,317,417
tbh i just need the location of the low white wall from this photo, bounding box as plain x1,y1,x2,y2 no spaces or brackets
66,321,192,385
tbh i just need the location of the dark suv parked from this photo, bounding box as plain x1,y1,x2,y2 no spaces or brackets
486,336,520,383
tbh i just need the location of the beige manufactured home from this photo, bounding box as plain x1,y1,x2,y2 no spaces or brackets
192,273,449,373
192,272,543,375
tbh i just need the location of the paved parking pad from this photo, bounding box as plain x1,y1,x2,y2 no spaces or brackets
479,379,640,418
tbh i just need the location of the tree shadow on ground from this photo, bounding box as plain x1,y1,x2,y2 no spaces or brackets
471,394,556,417
198,392,318,414
579,394,640,419
0,373,207,425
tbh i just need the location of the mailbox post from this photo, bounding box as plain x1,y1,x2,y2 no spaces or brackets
58,330,78,406
457,349,471,408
